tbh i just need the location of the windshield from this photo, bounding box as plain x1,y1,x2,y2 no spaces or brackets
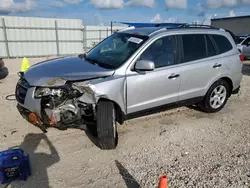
85,33,149,69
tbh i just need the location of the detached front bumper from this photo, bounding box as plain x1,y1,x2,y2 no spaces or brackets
15,79,48,132
17,104,48,132
15,79,42,116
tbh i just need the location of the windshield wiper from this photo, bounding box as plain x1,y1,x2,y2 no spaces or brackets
84,57,116,69
84,57,100,66
78,53,87,59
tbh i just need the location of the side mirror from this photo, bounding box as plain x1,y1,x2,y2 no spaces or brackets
134,60,155,71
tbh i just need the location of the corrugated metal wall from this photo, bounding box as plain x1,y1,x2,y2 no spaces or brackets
0,16,83,58
0,16,125,58
211,17,250,35
85,25,125,51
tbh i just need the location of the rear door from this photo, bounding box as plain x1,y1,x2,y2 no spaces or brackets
178,34,222,101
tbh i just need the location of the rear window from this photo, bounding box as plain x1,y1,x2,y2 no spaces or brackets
212,35,233,54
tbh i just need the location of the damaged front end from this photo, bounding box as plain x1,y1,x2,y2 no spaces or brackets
16,78,99,133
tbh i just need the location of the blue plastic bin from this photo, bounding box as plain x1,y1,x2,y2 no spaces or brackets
0,148,31,184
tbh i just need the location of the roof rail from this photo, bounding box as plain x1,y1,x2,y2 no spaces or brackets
178,24,220,30
118,22,186,28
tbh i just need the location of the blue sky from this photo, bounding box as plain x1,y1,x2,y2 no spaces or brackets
0,0,250,25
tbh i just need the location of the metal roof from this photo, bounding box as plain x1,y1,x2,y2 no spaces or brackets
211,15,250,21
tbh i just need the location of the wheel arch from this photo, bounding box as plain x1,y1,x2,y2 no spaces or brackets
219,77,233,97
97,98,126,125
207,76,233,97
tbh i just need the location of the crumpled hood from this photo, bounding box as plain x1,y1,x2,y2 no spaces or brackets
23,56,115,86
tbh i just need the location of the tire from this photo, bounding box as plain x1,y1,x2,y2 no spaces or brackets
0,67,8,80
96,101,118,150
200,79,230,113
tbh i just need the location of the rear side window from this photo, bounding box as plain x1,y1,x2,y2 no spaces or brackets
181,34,206,62
212,35,233,54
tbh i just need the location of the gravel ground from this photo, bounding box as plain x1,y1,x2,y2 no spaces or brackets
1,58,250,188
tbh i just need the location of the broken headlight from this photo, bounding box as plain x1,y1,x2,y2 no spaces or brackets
35,87,66,98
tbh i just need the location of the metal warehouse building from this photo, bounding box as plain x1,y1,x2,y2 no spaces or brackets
211,15,250,35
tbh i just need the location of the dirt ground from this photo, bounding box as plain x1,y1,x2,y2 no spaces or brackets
1,58,250,188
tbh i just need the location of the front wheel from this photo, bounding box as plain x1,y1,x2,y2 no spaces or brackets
96,101,118,150
200,80,230,113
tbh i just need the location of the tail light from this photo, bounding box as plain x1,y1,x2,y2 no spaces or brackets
239,54,244,62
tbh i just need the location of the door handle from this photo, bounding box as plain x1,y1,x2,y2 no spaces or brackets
168,73,180,79
213,64,222,68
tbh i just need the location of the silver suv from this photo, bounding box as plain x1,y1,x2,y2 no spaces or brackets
15,24,243,150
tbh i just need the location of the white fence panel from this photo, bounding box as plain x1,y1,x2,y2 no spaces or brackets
0,16,83,58
0,43,7,57
84,25,125,51
0,16,126,58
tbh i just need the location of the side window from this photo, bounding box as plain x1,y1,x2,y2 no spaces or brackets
206,35,216,57
139,35,176,68
212,35,233,54
182,34,206,63
242,37,250,46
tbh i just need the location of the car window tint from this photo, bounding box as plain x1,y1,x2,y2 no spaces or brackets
206,35,216,57
139,35,176,68
238,38,245,44
182,34,206,62
242,37,250,45
212,35,233,54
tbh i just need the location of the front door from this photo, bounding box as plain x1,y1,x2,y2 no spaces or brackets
126,35,181,114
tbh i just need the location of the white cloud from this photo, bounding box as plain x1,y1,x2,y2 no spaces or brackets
203,15,212,25
53,1,66,7
165,17,179,23
64,0,83,4
150,14,179,23
94,11,104,26
126,0,155,8
207,0,250,8
0,0,36,13
165,0,188,9
151,14,162,22
90,0,124,9
192,3,205,17
242,0,250,4
229,10,236,17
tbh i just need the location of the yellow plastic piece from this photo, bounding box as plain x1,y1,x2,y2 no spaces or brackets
21,57,30,72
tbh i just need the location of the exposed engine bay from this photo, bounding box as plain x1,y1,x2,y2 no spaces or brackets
36,82,97,131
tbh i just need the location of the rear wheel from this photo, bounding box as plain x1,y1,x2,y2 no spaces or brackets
200,79,230,113
96,101,118,150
